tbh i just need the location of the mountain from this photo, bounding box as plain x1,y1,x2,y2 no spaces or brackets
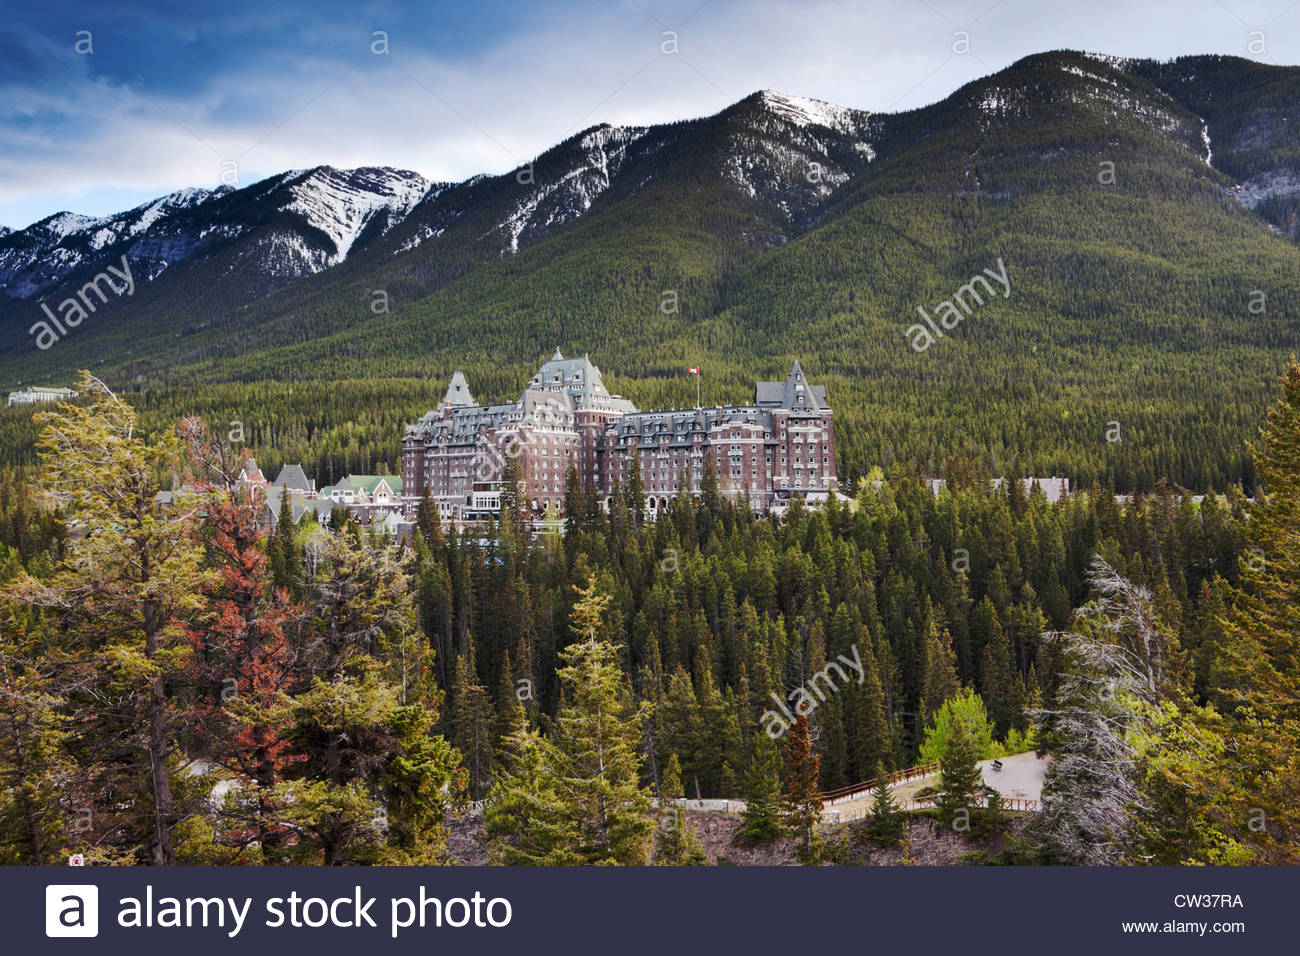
3,51,1300,492
0,166,433,318
1125,55,1300,240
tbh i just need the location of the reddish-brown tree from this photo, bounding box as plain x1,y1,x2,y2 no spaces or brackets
182,418,302,861
781,714,822,853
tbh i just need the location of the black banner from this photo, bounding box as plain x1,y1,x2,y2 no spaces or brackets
15,866,1285,954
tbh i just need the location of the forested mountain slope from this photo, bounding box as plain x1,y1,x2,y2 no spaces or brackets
2,51,1299,491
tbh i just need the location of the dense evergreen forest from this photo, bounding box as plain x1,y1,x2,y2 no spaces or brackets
0,366,1295,865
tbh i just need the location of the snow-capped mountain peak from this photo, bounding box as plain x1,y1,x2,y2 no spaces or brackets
0,167,436,300
280,166,433,264
755,90,871,133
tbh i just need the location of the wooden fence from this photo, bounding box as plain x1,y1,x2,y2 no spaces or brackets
820,762,940,807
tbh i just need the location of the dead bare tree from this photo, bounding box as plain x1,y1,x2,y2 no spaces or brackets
1034,557,1170,864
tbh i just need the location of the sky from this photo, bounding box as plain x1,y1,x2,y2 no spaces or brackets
4,0,1300,229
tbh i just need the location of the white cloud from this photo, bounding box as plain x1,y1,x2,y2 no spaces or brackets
3,0,1300,227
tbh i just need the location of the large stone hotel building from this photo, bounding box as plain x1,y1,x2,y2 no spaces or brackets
402,350,836,519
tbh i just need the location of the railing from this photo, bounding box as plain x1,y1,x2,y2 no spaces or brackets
658,798,746,813
820,762,940,806
822,795,1041,824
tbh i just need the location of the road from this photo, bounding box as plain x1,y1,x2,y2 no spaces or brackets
664,751,1051,822
827,751,1050,818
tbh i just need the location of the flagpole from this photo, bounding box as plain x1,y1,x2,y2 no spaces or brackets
696,369,701,409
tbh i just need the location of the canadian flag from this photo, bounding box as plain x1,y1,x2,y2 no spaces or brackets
688,367,700,374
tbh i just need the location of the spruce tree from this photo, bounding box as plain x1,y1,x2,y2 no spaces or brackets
487,577,653,864
550,578,654,863
868,765,902,847
935,713,981,827
272,491,303,597
739,733,783,845
780,714,822,854
654,753,708,864
451,638,495,800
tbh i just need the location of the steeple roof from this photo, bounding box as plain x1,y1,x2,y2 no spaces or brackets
442,370,474,407
754,360,828,410
782,360,822,411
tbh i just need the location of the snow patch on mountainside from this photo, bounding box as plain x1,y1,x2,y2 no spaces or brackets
1229,170,1300,208
128,186,225,237
494,125,648,254
0,168,433,299
396,224,448,253
757,91,868,134
44,212,100,240
1061,63,1121,87
1082,52,1132,69
281,167,432,263
0,188,233,295
1069,86,1184,136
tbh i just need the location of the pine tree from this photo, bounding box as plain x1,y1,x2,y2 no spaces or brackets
935,713,981,827
451,638,495,800
625,456,645,527
487,577,654,864
654,753,708,864
850,638,893,778
868,765,902,847
898,817,916,865
276,672,463,865
1038,559,1169,864
979,607,1016,737
271,491,303,597
920,623,960,726
484,730,578,865
0,605,74,864
181,418,300,862
739,733,783,845
563,461,586,537
1210,362,1300,862
550,578,654,863
302,530,416,677
492,650,528,761
780,714,822,854
7,372,208,864
416,489,444,553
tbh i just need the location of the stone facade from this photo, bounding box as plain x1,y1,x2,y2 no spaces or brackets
402,351,835,519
